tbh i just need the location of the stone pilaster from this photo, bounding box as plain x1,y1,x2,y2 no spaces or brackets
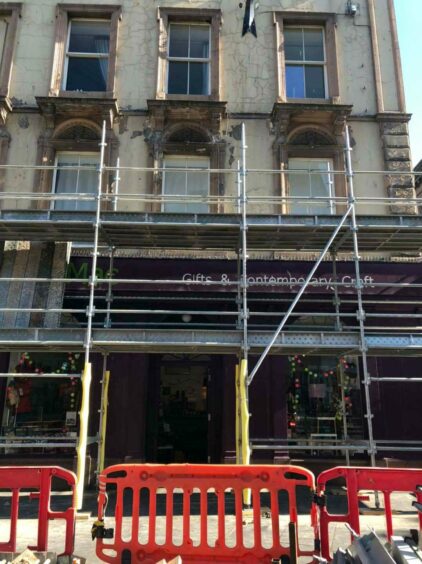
378,113,417,214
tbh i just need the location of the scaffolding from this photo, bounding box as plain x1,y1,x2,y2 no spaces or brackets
1,122,422,506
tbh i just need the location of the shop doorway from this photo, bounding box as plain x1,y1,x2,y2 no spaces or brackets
152,363,209,463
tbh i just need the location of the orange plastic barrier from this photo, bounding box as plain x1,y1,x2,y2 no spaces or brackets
96,464,318,563
316,466,422,560
0,466,76,556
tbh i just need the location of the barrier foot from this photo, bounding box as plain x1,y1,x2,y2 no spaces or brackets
288,522,298,564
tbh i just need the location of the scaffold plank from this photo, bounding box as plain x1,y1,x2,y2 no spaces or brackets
1,210,422,251
0,328,421,355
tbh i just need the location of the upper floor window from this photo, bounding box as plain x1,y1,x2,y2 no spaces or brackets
49,4,121,97
163,156,209,213
64,20,110,92
285,27,326,99
156,8,221,100
53,152,98,211
288,158,334,215
167,24,211,95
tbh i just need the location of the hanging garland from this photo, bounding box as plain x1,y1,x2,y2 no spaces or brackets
287,355,357,429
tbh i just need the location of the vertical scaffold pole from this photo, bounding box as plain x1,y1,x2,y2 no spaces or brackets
104,246,115,328
344,126,377,472
97,353,110,478
239,124,251,473
76,120,107,510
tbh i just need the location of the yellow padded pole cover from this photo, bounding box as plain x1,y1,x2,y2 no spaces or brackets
76,362,92,510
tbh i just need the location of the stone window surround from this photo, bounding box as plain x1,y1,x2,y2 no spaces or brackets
156,7,222,102
0,3,21,98
150,123,225,214
49,3,121,98
34,118,118,210
273,11,340,104
277,127,347,215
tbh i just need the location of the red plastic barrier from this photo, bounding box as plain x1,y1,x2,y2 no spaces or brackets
0,466,76,556
96,464,318,563
317,466,422,560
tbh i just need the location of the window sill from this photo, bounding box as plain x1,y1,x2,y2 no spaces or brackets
285,97,334,104
56,90,115,99
161,94,218,103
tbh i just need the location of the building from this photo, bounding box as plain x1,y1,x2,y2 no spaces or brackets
0,0,420,481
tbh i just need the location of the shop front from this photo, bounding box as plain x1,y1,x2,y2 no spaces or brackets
1,257,422,466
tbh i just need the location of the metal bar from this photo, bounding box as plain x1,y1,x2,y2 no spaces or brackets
104,247,114,328
339,362,350,465
370,377,422,382
76,120,107,510
113,157,120,212
345,125,377,475
96,355,110,478
247,204,352,386
0,443,78,449
0,373,81,378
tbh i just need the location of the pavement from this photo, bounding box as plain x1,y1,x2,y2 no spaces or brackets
0,488,420,562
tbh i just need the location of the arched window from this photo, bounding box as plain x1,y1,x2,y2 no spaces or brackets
280,127,346,215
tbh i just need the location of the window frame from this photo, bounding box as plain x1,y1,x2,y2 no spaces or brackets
274,11,340,103
52,150,99,211
166,22,212,96
156,7,222,101
50,4,121,98
162,155,210,214
287,157,334,215
0,3,21,98
63,18,111,93
284,25,328,100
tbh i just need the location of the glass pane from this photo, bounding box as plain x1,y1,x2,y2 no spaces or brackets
168,61,188,94
66,57,108,91
284,29,303,61
289,159,332,215
163,159,186,213
68,21,110,54
77,156,98,211
54,154,97,211
169,24,189,57
189,62,209,95
305,65,325,98
303,29,324,61
189,25,210,58
286,65,305,98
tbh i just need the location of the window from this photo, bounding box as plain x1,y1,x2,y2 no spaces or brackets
285,27,326,99
64,20,110,92
156,8,221,100
0,4,21,98
53,153,98,211
167,24,211,95
163,156,209,213
288,158,334,215
49,5,121,97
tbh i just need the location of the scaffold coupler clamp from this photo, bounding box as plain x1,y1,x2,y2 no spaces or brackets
91,519,114,540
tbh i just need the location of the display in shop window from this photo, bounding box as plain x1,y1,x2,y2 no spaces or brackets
287,354,363,441
2,352,83,453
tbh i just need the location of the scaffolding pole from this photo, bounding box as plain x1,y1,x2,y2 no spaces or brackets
76,120,107,510
345,126,377,469
97,353,110,478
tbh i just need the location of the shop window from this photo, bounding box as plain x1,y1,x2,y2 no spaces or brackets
2,353,82,449
156,8,221,100
285,27,326,99
64,20,110,92
288,157,334,214
53,152,99,211
287,355,364,444
49,4,121,97
162,156,210,213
